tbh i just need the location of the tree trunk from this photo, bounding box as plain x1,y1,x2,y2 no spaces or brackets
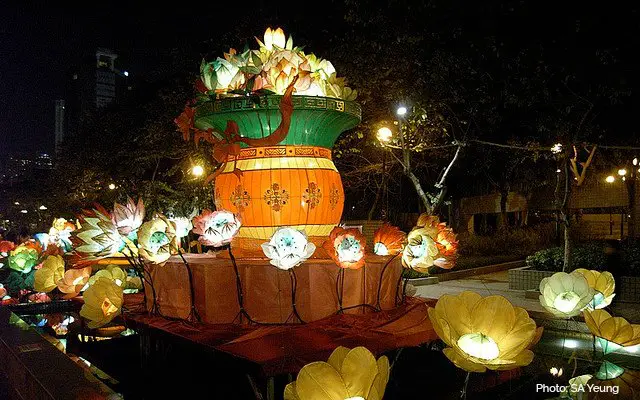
627,177,636,238
405,169,433,215
431,186,448,215
563,218,572,272
498,189,509,230
368,183,383,221
561,158,573,272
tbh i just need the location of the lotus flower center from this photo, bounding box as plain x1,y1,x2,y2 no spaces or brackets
410,237,428,258
101,298,118,317
148,231,170,252
337,236,362,262
457,333,500,360
591,291,605,309
279,234,295,248
553,291,581,313
374,242,389,256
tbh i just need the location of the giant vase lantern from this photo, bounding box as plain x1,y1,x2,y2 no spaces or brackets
183,27,360,248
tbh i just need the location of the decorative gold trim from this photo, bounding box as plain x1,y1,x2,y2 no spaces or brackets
221,157,338,173
238,224,338,239
231,146,332,161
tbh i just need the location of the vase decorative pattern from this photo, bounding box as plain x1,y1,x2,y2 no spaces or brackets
195,95,360,240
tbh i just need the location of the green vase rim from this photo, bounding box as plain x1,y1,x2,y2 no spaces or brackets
194,94,362,121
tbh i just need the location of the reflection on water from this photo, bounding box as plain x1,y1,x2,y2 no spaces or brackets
15,312,125,396
521,329,640,399
12,312,640,399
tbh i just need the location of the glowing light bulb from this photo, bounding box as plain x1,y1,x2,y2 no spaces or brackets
618,168,627,176
108,183,116,190
374,242,389,256
457,333,500,360
606,176,615,183
192,165,204,177
377,127,392,143
553,291,581,313
396,106,407,116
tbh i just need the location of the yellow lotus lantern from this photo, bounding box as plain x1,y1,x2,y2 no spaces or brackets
539,272,595,318
284,346,389,400
583,309,640,354
428,291,540,372
572,268,616,310
79,277,123,329
88,265,127,287
34,255,65,293
402,214,458,273
138,216,178,264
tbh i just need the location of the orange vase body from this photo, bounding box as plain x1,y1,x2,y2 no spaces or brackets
215,145,344,241
196,95,361,246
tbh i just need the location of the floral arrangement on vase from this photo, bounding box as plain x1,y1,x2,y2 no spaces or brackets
198,27,357,100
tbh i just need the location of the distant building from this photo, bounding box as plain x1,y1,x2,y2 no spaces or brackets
95,48,118,108
456,174,640,240
63,48,129,139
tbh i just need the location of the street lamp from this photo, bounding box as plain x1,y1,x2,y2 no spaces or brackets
606,175,615,183
551,143,563,154
192,165,204,177
376,127,392,143
618,168,627,177
108,183,116,190
396,106,407,116
38,205,47,210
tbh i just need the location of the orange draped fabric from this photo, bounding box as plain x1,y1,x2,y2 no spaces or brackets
144,254,403,324
125,296,437,375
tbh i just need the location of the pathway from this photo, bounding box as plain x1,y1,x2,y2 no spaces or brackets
415,270,640,324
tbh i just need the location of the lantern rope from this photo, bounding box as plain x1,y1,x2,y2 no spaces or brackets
177,247,202,323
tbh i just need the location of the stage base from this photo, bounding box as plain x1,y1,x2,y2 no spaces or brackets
144,254,403,324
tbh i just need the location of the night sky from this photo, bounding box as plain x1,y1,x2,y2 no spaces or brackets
0,1,342,160
1,1,638,161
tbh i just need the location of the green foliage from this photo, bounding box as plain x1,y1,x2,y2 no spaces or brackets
457,224,555,258
525,242,616,273
42,73,215,217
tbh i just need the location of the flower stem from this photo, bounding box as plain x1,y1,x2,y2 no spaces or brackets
460,371,471,400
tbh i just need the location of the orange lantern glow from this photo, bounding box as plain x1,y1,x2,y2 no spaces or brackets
214,145,345,240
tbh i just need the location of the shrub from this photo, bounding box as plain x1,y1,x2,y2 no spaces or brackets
525,241,628,273
458,224,555,258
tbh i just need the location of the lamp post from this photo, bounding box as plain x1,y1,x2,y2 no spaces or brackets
376,127,393,220
627,161,637,238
